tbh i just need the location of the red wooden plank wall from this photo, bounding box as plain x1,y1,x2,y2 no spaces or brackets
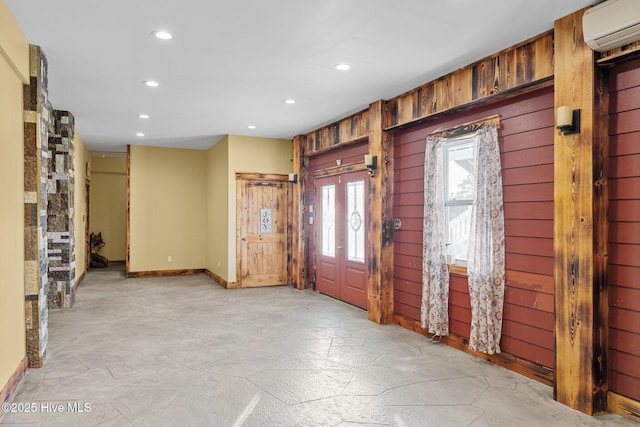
393,87,555,368
608,58,640,402
306,142,369,285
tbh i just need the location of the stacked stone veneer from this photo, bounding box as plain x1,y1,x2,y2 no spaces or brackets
47,111,76,309
23,46,53,368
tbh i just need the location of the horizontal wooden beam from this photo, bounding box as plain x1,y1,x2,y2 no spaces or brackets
304,109,369,155
596,40,640,65
384,31,554,129
313,161,367,178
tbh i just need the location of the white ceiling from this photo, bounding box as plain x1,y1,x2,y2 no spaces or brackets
6,0,598,154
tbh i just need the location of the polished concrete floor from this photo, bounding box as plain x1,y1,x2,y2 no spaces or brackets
1,271,636,426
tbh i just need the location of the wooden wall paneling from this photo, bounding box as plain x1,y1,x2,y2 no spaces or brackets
472,57,499,99
292,135,307,290
515,39,535,86
400,90,417,126
305,109,370,156
367,100,394,324
533,33,555,81
498,47,518,92
392,86,557,380
435,77,453,117
384,32,554,130
452,68,473,107
553,8,607,415
597,40,640,65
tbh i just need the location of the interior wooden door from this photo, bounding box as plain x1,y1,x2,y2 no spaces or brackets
237,174,288,287
315,171,368,309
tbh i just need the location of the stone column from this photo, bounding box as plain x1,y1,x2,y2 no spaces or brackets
47,111,75,309
23,46,53,368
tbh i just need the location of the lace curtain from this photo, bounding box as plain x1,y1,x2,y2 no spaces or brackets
467,123,505,354
421,135,449,336
421,122,505,353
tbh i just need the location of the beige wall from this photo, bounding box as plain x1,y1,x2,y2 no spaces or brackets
226,135,293,281
0,0,28,83
90,156,127,261
206,136,229,279
129,145,207,272
128,136,291,281
0,0,28,395
74,133,91,279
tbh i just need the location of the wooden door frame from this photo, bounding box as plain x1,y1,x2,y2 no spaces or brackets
292,104,394,325
235,173,291,288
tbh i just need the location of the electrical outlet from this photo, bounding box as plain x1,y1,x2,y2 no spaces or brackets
217,260,221,267
168,255,172,262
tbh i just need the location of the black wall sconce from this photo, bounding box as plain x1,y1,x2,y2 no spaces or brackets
557,106,581,135
288,173,297,184
364,154,377,176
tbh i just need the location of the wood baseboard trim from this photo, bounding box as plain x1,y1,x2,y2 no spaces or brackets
75,270,86,291
393,314,554,386
205,270,238,289
126,268,206,278
0,356,28,416
608,391,640,421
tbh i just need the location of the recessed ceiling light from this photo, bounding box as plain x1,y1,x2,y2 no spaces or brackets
138,114,150,119
144,80,159,87
136,133,145,137
284,99,296,104
334,63,351,71
153,31,173,40
247,125,257,129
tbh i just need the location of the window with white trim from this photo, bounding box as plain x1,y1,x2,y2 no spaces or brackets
443,135,475,265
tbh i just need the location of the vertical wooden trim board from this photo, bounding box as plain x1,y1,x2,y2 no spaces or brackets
125,145,131,277
292,135,307,290
553,8,607,415
367,100,394,324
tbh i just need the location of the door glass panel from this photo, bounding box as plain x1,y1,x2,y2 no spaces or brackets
260,208,272,233
321,184,336,257
346,179,365,263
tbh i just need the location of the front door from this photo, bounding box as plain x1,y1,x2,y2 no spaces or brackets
237,174,288,287
315,171,368,309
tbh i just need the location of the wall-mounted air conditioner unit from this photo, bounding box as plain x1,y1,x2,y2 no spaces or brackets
583,0,640,52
